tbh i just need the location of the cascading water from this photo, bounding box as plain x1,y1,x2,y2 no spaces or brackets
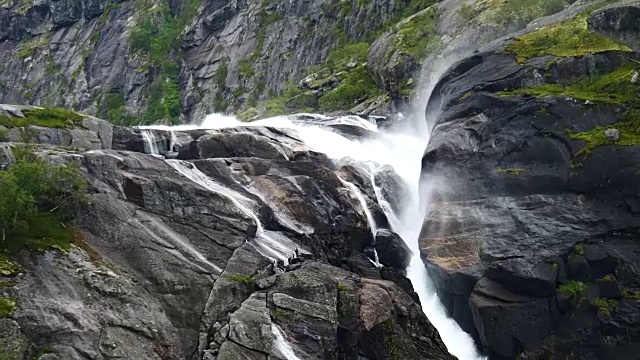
271,323,303,360
140,110,483,360
140,129,160,155
165,159,303,264
339,177,382,267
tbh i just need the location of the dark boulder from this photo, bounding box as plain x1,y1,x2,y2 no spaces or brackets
374,229,412,269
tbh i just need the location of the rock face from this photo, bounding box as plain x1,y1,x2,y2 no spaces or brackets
0,108,454,360
0,0,432,122
419,2,640,359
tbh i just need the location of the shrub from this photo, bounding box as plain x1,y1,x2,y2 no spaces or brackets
0,146,87,252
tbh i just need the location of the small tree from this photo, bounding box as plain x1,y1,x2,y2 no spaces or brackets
0,146,87,251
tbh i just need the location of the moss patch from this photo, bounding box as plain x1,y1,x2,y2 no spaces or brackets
224,274,254,285
0,297,16,318
500,66,640,103
495,167,525,176
590,297,618,317
505,13,631,63
0,256,19,277
558,280,587,295
0,108,84,129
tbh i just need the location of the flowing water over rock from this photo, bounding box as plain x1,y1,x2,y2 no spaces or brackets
140,111,484,360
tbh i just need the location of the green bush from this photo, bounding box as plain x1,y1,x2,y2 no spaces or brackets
0,146,87,253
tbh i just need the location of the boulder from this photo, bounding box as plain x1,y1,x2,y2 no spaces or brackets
374,229,412,269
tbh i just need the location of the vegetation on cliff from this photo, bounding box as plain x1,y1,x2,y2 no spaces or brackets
0,108,84,129
506,12,631,63
0,146,87,253
463,0,565,27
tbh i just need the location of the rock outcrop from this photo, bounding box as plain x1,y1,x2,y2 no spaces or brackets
419,2,640,359
0,0,442,122
0,107,454,360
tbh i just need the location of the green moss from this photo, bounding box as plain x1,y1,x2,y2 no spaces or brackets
558,280,587,295
0,256,19,277
568,111,640,157
495,167,525,176
337,283,353,292
0,297,15,317
0,108,84,129
574,244,585,256
505,13,631,63
590,297,618,317
500,66,640,103
224,274,254,285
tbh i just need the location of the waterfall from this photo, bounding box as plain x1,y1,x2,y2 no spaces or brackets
140,129,159,155
271,324,302,360
338,177,382,267
139,113,483,360
165,159,301,263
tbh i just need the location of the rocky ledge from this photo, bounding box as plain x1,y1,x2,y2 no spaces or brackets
419,2,640,359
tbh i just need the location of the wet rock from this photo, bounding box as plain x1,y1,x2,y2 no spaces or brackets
469,278,555,359
374,229,412,269
228,293,272,353
597,275,623,299
419,14,640,357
